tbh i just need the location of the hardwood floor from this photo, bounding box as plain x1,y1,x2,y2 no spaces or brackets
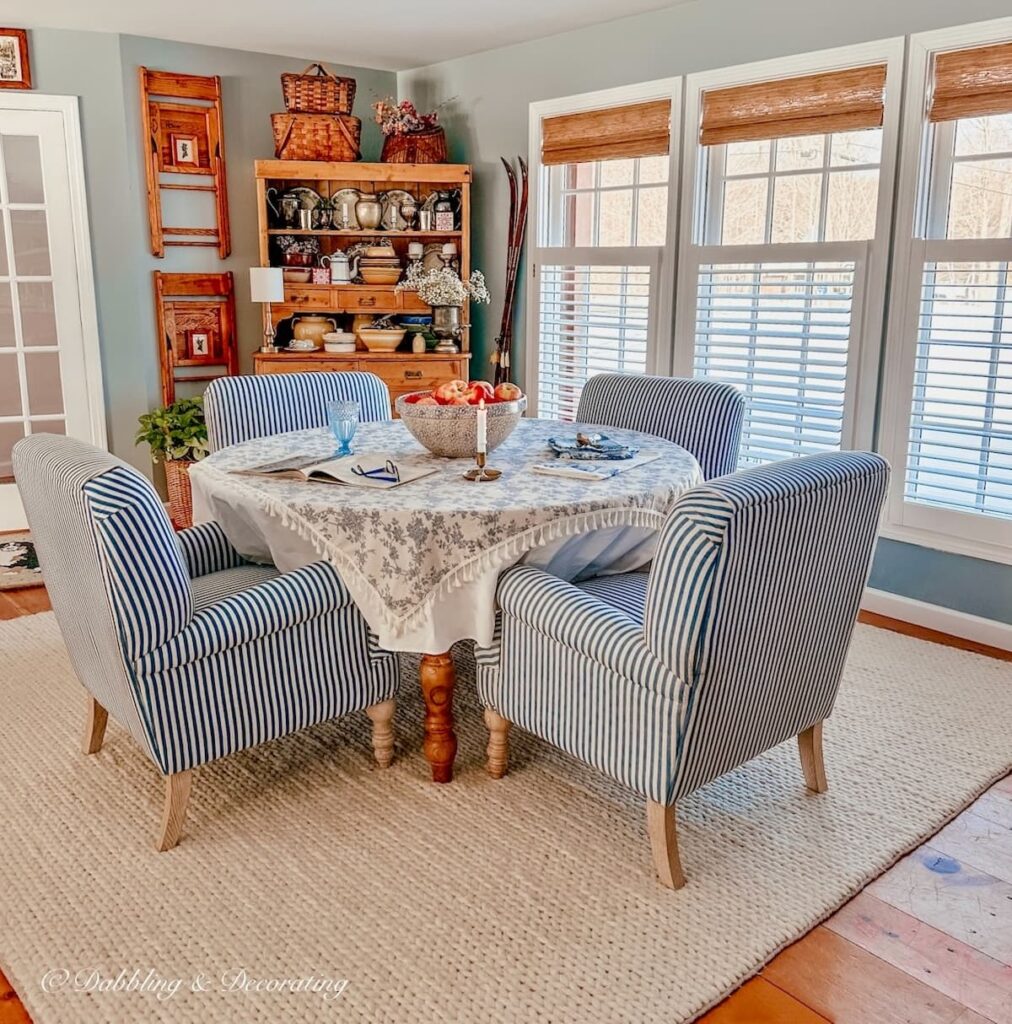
0,588,1009,1024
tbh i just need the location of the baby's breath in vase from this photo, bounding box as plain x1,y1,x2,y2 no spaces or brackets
397,267,491,353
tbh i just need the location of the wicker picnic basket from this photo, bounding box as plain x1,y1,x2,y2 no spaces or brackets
380,127,448,164
271,112,361,161
281,63,356,114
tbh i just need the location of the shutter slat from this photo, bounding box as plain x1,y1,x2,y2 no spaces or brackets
694,260,858,466
905,259,1012,519
537,262,654,420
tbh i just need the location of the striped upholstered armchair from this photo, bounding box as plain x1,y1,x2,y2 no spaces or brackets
576,374,745,479
13,435,399,850
204,371,391,452
477,452,889,888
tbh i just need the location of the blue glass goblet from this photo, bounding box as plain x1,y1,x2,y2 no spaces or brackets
327,399,360,457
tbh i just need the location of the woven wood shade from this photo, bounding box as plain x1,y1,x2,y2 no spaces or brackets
929,41,1012,123
700,64,887,146
541,99,671,166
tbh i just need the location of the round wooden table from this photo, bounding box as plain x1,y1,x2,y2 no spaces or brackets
190,417,702,782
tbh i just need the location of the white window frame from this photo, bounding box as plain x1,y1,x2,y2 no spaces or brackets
674,38,905,454
525,78,681,415
879,16,1012,566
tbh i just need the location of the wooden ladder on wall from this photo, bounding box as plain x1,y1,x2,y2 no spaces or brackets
140,68,231,259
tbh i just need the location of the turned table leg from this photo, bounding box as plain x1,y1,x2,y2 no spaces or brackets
420,651,457,783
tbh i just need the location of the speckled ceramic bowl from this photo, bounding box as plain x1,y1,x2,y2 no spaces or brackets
395,393,527,458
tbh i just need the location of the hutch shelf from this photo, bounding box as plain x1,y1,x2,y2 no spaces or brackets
253,160,472,410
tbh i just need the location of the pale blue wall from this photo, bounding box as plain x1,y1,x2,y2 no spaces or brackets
29,29,395,478
399,0,1012,625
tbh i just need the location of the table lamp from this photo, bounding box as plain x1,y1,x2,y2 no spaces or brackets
250,267,284,353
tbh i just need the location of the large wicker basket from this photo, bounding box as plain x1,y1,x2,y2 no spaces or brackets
381,127,447,164
164,459,193,531
281,63,356,114
271,112,361,161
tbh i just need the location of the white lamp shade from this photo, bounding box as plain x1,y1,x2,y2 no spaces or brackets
249,267,284,303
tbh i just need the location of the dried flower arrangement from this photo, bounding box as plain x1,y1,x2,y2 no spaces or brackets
372,98,441,137
274,235,321,255
397,266,491,307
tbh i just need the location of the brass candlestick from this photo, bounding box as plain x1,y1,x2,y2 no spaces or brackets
463,451,502,482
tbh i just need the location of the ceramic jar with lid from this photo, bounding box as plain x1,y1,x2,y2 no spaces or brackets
291,315,337,350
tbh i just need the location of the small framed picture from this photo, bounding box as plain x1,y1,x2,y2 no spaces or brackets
171,133,198,166
0,29,31,90
189,332,210,358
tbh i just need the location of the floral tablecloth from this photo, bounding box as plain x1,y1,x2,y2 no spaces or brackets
189,418,702,651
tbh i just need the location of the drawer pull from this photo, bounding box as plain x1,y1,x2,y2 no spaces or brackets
359,297,377,307
405,370,423,379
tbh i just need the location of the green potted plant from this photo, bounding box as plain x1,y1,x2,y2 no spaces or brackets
135,397,209,529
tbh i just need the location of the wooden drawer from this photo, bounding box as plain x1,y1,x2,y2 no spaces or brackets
255,357,328,374
362,358,466,390
334,287,400,313
283,286,333,309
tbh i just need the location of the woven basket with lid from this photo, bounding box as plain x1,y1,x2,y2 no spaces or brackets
281,63,356,114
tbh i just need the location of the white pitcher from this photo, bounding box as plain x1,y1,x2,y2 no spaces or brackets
322,251,358,284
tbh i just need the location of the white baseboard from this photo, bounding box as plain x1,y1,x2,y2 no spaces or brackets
862,588,1012,653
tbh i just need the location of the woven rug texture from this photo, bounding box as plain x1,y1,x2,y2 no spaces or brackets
0,612,1009,1023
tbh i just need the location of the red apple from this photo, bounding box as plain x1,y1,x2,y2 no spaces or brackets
463,380,494,405
403,391,430,404
433,379,469,404
415,396,439,406
493,382,523,402
447,396,471,406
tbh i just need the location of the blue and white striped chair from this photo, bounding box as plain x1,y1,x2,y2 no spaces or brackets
204,371,391,452
13,434,400,851
476,452,889,888
576,374,744,479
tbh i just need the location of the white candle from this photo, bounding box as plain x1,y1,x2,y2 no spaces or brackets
441,241,458,257
408,241,424,257
476,399,487,454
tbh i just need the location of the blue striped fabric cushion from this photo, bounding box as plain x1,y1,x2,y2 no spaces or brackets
83,468,194,662
137,561,398,773
574,572,649,626
176,521,245,577
661,452,890,800
12,435,158,760
190,563,280,611
204,372,391,451
576,374,744,480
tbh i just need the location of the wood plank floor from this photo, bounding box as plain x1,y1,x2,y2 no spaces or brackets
0,588,1009,1024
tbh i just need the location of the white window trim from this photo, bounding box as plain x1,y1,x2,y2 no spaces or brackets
525,77,682,408
878,16,1012,567
674,38,905,454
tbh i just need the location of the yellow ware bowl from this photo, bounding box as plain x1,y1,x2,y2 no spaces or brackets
357,328,406,352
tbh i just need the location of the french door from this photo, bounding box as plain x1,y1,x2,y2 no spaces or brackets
0,95,104,529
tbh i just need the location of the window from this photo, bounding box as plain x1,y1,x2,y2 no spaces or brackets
528,85,678,418
676,45,902,466
881,30,1012,559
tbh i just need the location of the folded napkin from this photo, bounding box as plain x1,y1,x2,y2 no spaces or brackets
546,434,638,461
533,452,661,481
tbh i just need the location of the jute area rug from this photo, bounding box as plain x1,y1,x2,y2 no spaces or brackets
1,612,1009,1023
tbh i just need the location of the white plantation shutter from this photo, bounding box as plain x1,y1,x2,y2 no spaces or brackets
906,259,1012,518
532,249,660,419
688,246,867,465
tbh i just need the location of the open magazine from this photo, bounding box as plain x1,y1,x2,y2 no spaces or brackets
232,453,437,489
531,451,661,482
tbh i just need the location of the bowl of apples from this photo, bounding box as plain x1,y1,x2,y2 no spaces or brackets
395,380,526,458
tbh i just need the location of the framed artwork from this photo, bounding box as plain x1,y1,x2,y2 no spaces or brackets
0,28,31,90
170,133,199,167
188,331,210,357
153,272,238,404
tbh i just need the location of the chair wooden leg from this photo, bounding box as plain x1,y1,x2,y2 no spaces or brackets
156,770,192,852
365,699,396,768
798,721,828,793
646,801,686,889
81,696,108,755
484,707,511,779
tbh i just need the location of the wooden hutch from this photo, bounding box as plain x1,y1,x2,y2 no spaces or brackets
253,161,471,409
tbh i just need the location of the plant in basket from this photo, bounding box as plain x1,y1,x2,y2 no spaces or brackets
373,97,449,163
135,398,209,530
